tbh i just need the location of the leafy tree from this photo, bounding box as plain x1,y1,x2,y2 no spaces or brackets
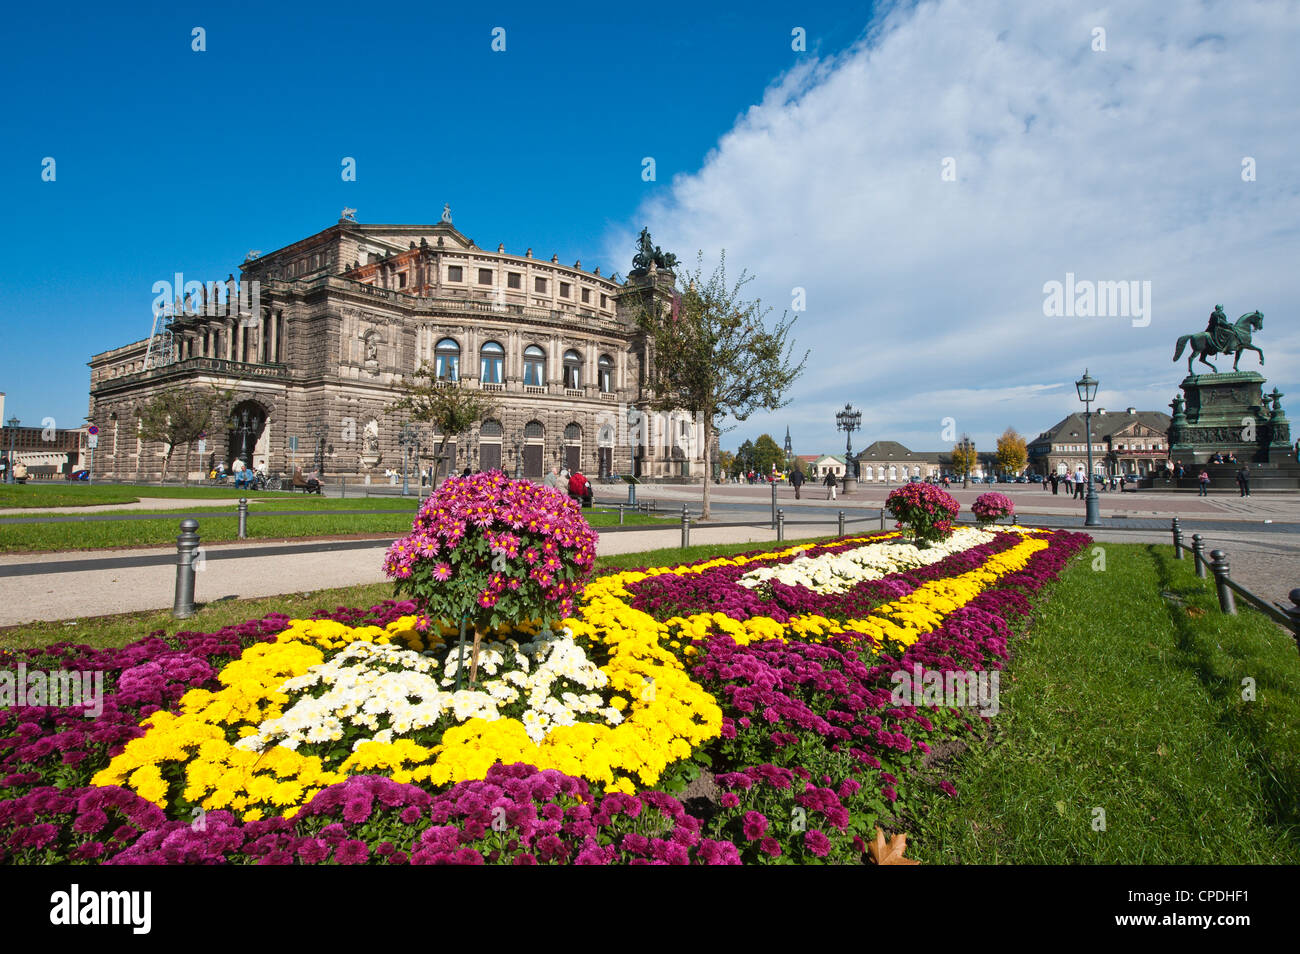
951,437,978,482
389,363,497,482
717,449,736,477
735,439,756,476
996,427,1028,476
632,249,808,518
753,434,785,476
138,386,232,484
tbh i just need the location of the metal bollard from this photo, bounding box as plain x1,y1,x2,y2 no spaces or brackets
777,508,785,542
627,481,636,506
1209,550,1237,615
173,519,200,618
880,509,886,531
680,505,691,549
237,498,248,539
1171,517,1182,559
341,477,346,498
618,504,624,525
838,509,845,537
1192,534,1206,578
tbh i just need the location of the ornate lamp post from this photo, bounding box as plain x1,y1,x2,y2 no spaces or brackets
960,435,973,488
5,416,18,484
233,408,262,469
835,403,862,481
512,429,524,480
1076,370,1101,527
398,423,416,496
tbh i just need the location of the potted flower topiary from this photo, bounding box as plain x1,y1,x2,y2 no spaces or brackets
971,491,1015,528
885,483,960,547
384,470,598,681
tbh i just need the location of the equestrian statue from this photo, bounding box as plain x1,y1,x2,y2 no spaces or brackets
1173,305,1265,373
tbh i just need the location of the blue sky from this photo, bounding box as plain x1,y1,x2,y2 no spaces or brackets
3,0,1297,457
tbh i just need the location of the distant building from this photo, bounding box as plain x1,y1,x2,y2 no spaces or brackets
1027,407,1173,477
0,421,89,479
811,454,847,478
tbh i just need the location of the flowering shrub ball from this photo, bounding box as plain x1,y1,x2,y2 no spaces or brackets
885,483,961,546
971,492,1015,527
1,512,1091,864
384,471,598,630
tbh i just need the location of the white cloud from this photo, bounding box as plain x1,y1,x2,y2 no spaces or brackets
609,0,1300,455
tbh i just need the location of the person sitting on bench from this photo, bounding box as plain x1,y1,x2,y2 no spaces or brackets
293,467,323,494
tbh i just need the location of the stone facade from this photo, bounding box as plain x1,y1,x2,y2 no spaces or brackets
1027,408,1173,477
87,216,707,482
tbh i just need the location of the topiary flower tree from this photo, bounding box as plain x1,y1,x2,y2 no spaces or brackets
384,471,598,680
885,483,959,547
971,491,1015,528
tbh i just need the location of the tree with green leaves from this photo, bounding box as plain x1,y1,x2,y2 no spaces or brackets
389,363,498,483
632,250,808,519
138,385,233,484
735,439,756,477
717,449,736,478
753,433,786,477
996,427,1028,476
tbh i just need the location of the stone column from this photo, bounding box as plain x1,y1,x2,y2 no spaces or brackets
225,320,234,360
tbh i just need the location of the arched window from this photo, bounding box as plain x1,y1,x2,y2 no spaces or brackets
434,338,460,381
598,354,614,393
524,420,544,440
480,419,503,438
564,423,581,442
563,349,582,389
523,345,546,387
479,341,504,385
863,466,873,480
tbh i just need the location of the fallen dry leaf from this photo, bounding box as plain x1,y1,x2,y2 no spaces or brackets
867,827,921,865
1186,607,1205,618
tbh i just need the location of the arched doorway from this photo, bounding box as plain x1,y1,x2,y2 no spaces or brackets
227,401,267,469
564,422,582,474
523,420,544,478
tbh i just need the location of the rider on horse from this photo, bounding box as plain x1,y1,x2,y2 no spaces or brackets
1204,305,1234,353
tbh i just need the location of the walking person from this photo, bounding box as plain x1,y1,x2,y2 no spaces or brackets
790,466,805,500
1198,469,1210,497
1075,471,1086,500
1237,465,1250,497
1050,473,1059,495
824,470,837,500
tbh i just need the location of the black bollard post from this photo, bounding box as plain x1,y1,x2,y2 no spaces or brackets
680,504,691,549
771,481,777,529
1192,534,1207,578
618,503,624,525
777,508,785,542
1171,517,1183,559
1209,550,1236,615
173,519,200,618
838,509,845,536
237,498,248,539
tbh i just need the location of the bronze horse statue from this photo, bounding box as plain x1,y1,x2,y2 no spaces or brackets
1173,310,1264,373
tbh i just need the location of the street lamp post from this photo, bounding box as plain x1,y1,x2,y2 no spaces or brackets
5,416,18,484
512,430,524,480
1076,370,1101,527
835,403,862,484
398,424,416,496
960,435,972,489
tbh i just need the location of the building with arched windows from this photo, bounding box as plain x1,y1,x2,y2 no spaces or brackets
86,213,709,482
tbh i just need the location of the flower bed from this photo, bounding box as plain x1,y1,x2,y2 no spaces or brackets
1,524,1089,864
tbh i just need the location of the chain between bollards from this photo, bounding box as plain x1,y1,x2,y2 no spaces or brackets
237,498,248,539
680,504,691,549
777,508,785,542
173,519,200,619
1171,517,1182,559
1192,534,1206,578
1209,550,1236,615
838,510,845,536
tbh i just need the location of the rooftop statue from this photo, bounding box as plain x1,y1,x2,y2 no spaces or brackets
1173,305,1264,373
629,227,678,275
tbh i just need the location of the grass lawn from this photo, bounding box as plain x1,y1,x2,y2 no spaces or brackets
0,505,667,552
909,542,1300,864
0,483,304,508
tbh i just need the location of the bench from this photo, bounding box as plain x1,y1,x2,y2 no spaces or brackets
292,471,322,494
